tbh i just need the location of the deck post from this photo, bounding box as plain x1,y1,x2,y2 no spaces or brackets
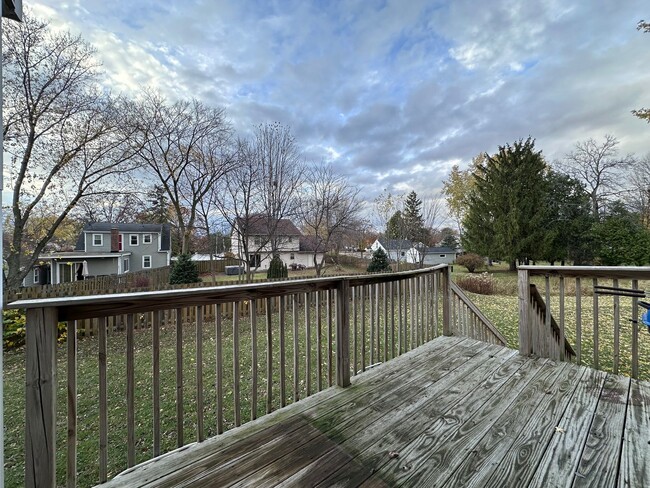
518,269,531,356
442,266,451,336
336,278,351,387
25,307,58,488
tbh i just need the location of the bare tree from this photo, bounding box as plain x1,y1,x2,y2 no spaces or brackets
297,163,361,276
417,192,446,267
2,15,138,288
74,192,145,224
626,154,650,228
130,92,234,254
560,135,634,219
255,123,304,256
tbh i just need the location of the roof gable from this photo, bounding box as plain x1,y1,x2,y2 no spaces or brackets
236,214,302,237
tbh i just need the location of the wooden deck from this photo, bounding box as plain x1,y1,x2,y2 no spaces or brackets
102,336,650,487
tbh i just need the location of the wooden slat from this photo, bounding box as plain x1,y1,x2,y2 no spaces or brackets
619,379,650,487
434,271,439,337
215,304,224,433
175,308,185,445
327,289,333,386
410,277,415,348
305,292,311,397
442,267,451,336
613,278,620,374
576,277,582,365
558,276,565,362
293,294,300,402
196,307,205,440
234,302,244,426
336,279,351,387
397,280,403,354
361,285,366,372
369,284,375,364
279,296,286,408
99,316,109,481
317,291,323,387
382,282,388,362
632,279,639,379
593,278,599,370
127,314,136,466
152,311,161,456
352,287,357,376
251,300,258,420
517,269,530,355
266,298,273,414
574,373,630,486
67,320,77,488
389,281,395,358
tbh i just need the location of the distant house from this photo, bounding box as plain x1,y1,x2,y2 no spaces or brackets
369,238,420,264
231,215,326,271
25,223,172,286
421,246,458,266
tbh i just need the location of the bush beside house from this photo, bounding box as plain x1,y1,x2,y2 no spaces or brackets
169,254,200,284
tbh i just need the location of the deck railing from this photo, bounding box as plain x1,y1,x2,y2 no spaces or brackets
5,264,513,487
518,266,650,379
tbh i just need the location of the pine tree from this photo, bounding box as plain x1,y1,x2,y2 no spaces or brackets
367,248,391,273
169,254,200,284
403,191,426,243
462,138,548,270
267,255,288,279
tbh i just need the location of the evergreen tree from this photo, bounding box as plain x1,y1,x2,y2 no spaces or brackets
267,255,288,279
593,202,650,265
385,210,404,239
367,248,391,273
403,190,426,242
462,138,548,270
169,254,200,284
440,233,459,250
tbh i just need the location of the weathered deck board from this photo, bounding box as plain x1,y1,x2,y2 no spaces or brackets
100,336,649,488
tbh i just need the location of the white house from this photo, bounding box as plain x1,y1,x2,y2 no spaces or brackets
369,238,420,264
421,246,458,265
231,215,326,271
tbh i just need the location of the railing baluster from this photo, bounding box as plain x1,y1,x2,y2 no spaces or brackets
336,279,351,387
98,316,108,482
383,282,388,362
251,300,258,420
215,304,224,433
559,276,565,362
369,284,375,364
293,294,300,402
152,311,161,455
352,287,357,376
196,306,205,440
279,296,286,407
361,285,366,371
127,313,136,465
592,278,599,370
327,289,333,385
233,303,241,427
317,291,323,388
397,280,403,354
612,278,620,374
632,279,639,379
390,281,395,358
67,320,77,488
266,298,273,414
575,277,582,365
305,292,311,397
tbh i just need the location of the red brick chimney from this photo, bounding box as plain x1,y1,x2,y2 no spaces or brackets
110,228,119,252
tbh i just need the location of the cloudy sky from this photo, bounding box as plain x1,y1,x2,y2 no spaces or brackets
30,0,650,207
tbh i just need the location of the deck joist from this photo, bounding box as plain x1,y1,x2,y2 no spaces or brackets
102,336,650,487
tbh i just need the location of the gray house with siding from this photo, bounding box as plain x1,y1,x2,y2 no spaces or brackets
26,223,171,286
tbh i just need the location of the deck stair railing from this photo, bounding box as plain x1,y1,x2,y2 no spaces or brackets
5,263,513,488
518,265,650,379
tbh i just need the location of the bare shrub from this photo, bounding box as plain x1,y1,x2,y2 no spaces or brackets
456,272,496,295
456,253,484,273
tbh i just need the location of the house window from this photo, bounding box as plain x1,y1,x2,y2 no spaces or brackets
93,234,103,246
290,253,295,260
118,234,123,251
124,258,130,272
143,234,152,244
142,255,152,268
130,234,139,246
33,267,40,284
249,253,261,268
440,254,446,258
401,251,405,257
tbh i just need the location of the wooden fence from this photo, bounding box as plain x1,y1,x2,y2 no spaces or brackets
8,264,507,487
518,265,650,379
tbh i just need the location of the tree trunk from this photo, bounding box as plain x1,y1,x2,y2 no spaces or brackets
509,260,517,272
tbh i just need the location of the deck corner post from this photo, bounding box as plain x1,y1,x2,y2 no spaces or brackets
336,278,351,387
518,268,532,356
442,265,451,336
25,306,59,488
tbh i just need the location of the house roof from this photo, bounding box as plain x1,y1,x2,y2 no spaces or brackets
377,238,413,250
299,235,327,253
75,223,172,251
425,247,457,254
235,214,302,237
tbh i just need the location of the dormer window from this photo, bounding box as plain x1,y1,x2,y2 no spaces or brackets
143,234,152,244
93,234,103,246
130,234,139,246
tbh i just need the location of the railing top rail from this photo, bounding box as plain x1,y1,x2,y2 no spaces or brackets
518,265,650,280
9,264,448,321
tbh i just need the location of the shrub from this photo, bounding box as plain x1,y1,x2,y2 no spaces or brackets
456,272,496,295
133,275,151,288
367,248,391,273
169,254,200,284
456,252,484,273
3,309,67,349
267,255,288,279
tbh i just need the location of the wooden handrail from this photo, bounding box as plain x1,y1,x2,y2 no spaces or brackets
519,265,650,279
450,282,508,345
